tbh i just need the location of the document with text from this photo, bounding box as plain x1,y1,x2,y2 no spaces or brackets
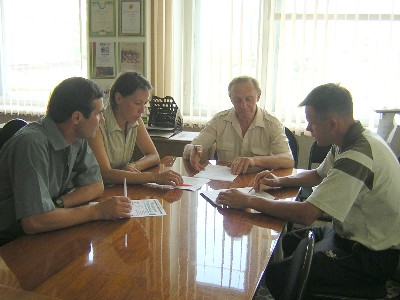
90,199,166,217
130,199,166,217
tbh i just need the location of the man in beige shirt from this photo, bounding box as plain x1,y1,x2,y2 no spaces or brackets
183,76,294,174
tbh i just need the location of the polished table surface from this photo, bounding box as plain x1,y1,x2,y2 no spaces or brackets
0,157,300,300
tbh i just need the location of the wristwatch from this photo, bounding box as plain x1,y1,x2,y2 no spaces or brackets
55,196,65,208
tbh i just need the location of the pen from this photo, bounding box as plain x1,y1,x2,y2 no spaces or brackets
248,169,274,193
178,183,192,187
194,145,203,158
123,178,127,197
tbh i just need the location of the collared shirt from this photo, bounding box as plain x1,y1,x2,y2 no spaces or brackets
307,121,400,250
99,105,139,169
0,116,102,241
192,107,291,162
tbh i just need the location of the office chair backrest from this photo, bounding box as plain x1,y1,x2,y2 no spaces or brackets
308,141,332,169
281,230,315,300
285,127,299,168
0,118,28,151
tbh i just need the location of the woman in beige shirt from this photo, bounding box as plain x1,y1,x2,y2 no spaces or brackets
89,71,183,185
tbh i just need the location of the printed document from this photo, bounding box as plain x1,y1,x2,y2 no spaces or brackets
130,199,166,217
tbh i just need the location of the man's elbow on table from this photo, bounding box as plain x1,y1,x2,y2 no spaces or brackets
20,216,47,235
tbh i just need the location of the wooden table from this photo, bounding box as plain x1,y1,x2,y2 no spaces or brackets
0,157,300,300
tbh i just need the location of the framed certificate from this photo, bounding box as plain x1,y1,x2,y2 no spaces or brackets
91,42,116,78
119,42,145,75
119,0,144,36
89,0,116,37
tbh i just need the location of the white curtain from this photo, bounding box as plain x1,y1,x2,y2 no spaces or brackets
174,0,400,134
149,0,174,98
0,0,86,116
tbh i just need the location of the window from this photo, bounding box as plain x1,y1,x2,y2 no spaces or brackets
173,0,400,132
0,0,87,115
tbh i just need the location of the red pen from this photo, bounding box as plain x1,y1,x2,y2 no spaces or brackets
178,183,192,186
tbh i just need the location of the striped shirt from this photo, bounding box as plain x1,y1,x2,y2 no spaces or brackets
307,121,400,250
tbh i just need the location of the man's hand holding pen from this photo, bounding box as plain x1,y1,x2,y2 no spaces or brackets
190,144,205,172
253,170,281,191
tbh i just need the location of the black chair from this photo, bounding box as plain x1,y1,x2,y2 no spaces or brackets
297,141,332,202
0,118,28,151
281,230,315,300
285,127,299,168
307,141,332,169
287,141,332,232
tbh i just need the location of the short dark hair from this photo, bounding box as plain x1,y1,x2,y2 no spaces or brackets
109,71,153,109
298,83,353,118
228,76,261,97
47,77,104,123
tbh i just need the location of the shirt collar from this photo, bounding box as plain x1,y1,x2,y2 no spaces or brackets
224,107,264,128
340,121,365,151
41,116,70,151
104,105,137,133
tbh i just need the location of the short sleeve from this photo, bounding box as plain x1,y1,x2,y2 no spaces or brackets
70,140,102,187
10,134,55,220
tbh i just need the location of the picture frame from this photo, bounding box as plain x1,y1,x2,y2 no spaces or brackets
119,42,145,75
89,0,116,37
91,42,116,78
119,0,144,36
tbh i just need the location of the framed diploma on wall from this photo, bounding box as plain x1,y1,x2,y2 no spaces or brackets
91,42,116,78
119,0,144,36
89,0,116,37
119,42,145,75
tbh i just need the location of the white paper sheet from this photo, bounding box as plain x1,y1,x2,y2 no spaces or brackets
89,199,166,217
130,199,166,217
200,187,275,207
146,176,210,191
194,164,238,181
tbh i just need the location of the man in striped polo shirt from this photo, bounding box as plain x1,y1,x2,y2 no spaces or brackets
216,83,400,298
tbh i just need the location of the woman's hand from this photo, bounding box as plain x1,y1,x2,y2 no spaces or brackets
124,163,141,173
153,170,183,186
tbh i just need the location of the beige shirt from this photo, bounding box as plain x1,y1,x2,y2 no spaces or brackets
99,106,139,169
192,107,291,162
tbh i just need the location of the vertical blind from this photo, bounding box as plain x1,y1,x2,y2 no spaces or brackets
0,0,86,115
174,0,400,133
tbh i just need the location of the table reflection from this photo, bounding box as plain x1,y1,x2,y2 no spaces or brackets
0,157,298,299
